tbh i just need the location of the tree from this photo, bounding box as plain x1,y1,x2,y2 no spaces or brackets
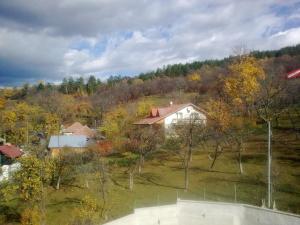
136,100,154,118
127,126,162,174
100,105,131,151
43,112,60,138
12,156,52,202
205,99,232,169
171,114,207,191
222,56,265,173
255,68,287,209
224,55,265,115
228,117,254,174
53,148,81,190
36,81,45,92
87,75,98,95
187,71,201,81
110,152,139,191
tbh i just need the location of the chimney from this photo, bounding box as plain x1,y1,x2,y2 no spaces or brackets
170,101,173,106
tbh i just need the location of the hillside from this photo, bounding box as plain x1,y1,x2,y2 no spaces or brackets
0,46,300,225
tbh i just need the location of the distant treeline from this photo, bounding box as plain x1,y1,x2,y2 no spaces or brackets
6,44,300,100
135,44,300,80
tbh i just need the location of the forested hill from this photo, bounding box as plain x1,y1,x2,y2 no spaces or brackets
136,44,300,80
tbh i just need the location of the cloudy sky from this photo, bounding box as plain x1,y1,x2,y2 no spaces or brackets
0,0,299,86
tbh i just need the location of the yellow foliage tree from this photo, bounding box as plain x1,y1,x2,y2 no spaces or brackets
205,99,231,133
224,56,265,110
44,113,60,138
187,71,201,82
100,105,130,150
136,100,153,118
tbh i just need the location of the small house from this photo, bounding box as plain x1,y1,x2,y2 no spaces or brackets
134,102,207,133
48,135,92,157
62,122,96,138
0,144,23,166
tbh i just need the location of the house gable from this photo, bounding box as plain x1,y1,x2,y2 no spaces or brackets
134,103,207,126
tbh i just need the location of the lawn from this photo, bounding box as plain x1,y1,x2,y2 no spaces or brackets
41,128,300,225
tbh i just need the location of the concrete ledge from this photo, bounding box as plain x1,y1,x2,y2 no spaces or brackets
103,199,300,225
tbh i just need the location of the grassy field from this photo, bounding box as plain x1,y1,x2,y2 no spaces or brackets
1,93,300,225
40,128,300,225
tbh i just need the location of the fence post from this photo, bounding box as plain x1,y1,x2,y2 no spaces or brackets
234,184,237,203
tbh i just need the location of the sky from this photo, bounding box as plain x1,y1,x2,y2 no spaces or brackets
0,0,299,86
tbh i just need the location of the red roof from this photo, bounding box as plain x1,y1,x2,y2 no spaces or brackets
286,68,300,79
134,103,206,125
0,145,23,159
64,122,96,138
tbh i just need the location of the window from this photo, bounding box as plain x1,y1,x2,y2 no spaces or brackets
191,112,200,119
177,112,183,119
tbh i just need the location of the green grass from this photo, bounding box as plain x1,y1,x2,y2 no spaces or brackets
1,93,300,225
35,129,300,225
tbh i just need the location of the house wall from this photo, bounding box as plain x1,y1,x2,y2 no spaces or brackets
50,147,87,157
163,106,206,129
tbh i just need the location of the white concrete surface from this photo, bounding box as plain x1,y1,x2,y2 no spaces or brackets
103,199,300,225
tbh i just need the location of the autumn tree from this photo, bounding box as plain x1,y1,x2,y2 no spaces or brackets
100,105,132,151
222,55,266,173
12,156,53,202
224,55,265,115
205,99,232,169
136,100,154,118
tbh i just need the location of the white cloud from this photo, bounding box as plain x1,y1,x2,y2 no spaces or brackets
0,0,299,85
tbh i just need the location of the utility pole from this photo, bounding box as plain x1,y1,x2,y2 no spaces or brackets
267,120,272,208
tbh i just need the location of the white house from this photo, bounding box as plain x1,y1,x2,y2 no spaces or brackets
134,102,207,131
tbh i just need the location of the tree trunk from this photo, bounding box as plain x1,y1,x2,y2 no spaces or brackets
184,131,193,192
184,160,189,192
238,148,243,174
237,141,243,174
267,120,272,209
56,175,61,190
129,172,133,191
138,154,144,174
210,145,220,169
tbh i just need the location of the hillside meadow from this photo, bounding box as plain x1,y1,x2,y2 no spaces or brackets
41,128,300,225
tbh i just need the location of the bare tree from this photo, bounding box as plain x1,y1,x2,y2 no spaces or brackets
255,68,288,209
172,115,207,191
